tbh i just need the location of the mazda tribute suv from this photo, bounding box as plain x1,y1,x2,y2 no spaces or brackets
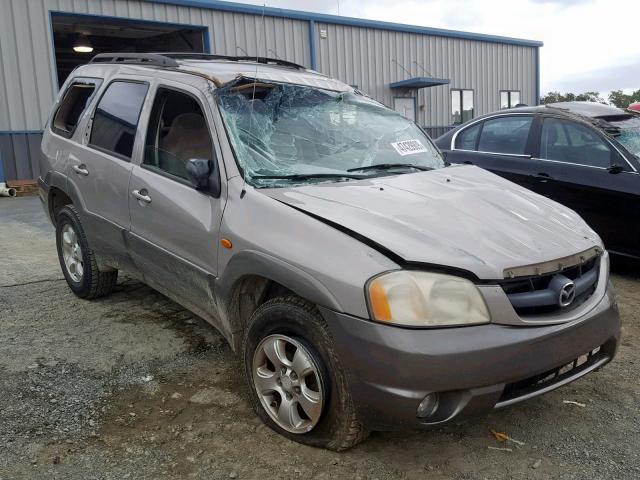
39,53,620,450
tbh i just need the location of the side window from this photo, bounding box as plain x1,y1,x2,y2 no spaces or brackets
540,118,612,168
52,80,100,138
477,116,533,155
89,81,149,159
455,122,481,150
143,88,213,180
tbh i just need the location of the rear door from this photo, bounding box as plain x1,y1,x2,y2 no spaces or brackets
446,114,539,189
67,77,150,270
532,116,640,256
127,80,226,321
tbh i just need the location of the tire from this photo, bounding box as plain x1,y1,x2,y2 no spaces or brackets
242,295,368,451
55,205,118,299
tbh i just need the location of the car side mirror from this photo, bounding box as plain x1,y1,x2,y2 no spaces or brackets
608,164,625,174
185,158,211,190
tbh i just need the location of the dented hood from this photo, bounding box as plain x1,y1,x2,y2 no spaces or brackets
262,165,602,280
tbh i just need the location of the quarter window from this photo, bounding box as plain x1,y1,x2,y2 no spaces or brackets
540,118,613,168
451,89,474,124
500,91,521,109
143,88,213,180
52,80,100,138
477,116,533,155
89,81,149,159
455,122,481,150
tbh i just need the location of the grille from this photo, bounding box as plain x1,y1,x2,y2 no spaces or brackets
500,256,600,316
497,344,611,408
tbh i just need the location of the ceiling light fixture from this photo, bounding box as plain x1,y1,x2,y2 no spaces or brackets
73,34,93,53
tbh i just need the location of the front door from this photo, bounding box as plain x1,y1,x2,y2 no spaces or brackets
67,78,150,270
533,116,640,257
127,82,225,321
394,97,416,122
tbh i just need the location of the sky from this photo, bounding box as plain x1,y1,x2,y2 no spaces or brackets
239,0,640,97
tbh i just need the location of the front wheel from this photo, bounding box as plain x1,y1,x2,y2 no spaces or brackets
55,205,118,299
242,296,368,450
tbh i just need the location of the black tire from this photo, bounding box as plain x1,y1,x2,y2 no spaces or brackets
55,205,118,299
242,295,368,451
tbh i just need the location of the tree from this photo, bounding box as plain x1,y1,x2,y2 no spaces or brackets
540,91,605,105
608,89,640,108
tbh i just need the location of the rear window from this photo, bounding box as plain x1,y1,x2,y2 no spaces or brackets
89,81,149,160
52,80,100,138
477,116,533,155
455,122,481,150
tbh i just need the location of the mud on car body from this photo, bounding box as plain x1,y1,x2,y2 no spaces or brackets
39,53,620,450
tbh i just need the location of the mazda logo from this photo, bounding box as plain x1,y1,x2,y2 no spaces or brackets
559,281,576,307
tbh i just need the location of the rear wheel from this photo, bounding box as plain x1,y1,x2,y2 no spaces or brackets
243,296,368,450
55,205,118,299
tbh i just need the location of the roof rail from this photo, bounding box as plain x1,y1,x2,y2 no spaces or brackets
89,53,179,67
160,53,307,70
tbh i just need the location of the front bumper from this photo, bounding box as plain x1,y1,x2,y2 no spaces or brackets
321,282,620,431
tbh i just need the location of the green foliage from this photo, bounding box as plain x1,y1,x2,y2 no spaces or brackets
540,91,605,105
608,90,640,108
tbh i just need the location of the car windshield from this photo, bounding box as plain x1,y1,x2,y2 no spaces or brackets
216,80,445,187
609,116,640,158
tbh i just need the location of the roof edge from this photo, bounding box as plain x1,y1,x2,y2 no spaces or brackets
144,0,544,47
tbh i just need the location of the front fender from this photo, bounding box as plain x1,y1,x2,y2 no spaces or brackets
215,249,342,312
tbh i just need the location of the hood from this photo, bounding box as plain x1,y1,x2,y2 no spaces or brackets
262,165,602,280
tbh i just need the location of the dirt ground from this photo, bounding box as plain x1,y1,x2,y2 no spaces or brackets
1,196,638,480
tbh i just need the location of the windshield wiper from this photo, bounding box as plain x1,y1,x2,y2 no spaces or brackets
346,163,433,172
252,173,368,181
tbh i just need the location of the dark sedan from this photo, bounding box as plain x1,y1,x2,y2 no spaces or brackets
435,102,640,260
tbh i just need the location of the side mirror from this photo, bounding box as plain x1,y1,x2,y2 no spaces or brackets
185,158,211,190
608,164,625,174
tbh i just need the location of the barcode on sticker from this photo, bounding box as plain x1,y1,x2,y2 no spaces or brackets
391,139,428,156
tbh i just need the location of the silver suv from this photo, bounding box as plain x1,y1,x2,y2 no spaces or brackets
40,53,620,450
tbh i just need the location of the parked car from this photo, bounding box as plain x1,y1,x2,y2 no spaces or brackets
40,54,619,450
435,102,640,259
628,102,640,113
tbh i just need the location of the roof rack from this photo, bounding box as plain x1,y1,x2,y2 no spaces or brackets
160,53,307,70
89,52,307,71
89,53,179,67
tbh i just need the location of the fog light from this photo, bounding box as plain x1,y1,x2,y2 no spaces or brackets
417,393,439,418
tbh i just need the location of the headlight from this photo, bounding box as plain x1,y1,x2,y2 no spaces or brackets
367,270,490,327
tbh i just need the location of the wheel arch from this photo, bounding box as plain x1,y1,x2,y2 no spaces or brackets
216,250,342,351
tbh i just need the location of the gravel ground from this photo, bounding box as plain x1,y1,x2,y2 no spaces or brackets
1,196,639,480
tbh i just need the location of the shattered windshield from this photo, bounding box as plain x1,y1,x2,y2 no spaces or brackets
216,80,445,187
610,116,640,158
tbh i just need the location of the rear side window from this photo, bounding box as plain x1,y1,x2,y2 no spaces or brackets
540,118,613,168
455,122,481,150
89,81,149,160
477,116,533,155
52,80,100,138
143,88,213,180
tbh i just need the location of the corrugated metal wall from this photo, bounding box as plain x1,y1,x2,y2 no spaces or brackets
315,23,537,127
0,0,311,133
0,0,537,180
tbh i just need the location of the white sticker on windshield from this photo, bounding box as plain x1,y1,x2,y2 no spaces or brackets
391,139,428,156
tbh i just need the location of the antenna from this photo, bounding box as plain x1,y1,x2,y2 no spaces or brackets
412,60,433,77
240,3,267,199
236,46,248,56
392,59,412,78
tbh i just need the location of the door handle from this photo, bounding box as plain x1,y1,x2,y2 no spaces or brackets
533,172,551,183
72,164,89,176
132,189,152,204
463,160,473,165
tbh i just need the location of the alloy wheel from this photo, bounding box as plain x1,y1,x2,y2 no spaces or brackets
61,223,84,282
252,334,324,434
